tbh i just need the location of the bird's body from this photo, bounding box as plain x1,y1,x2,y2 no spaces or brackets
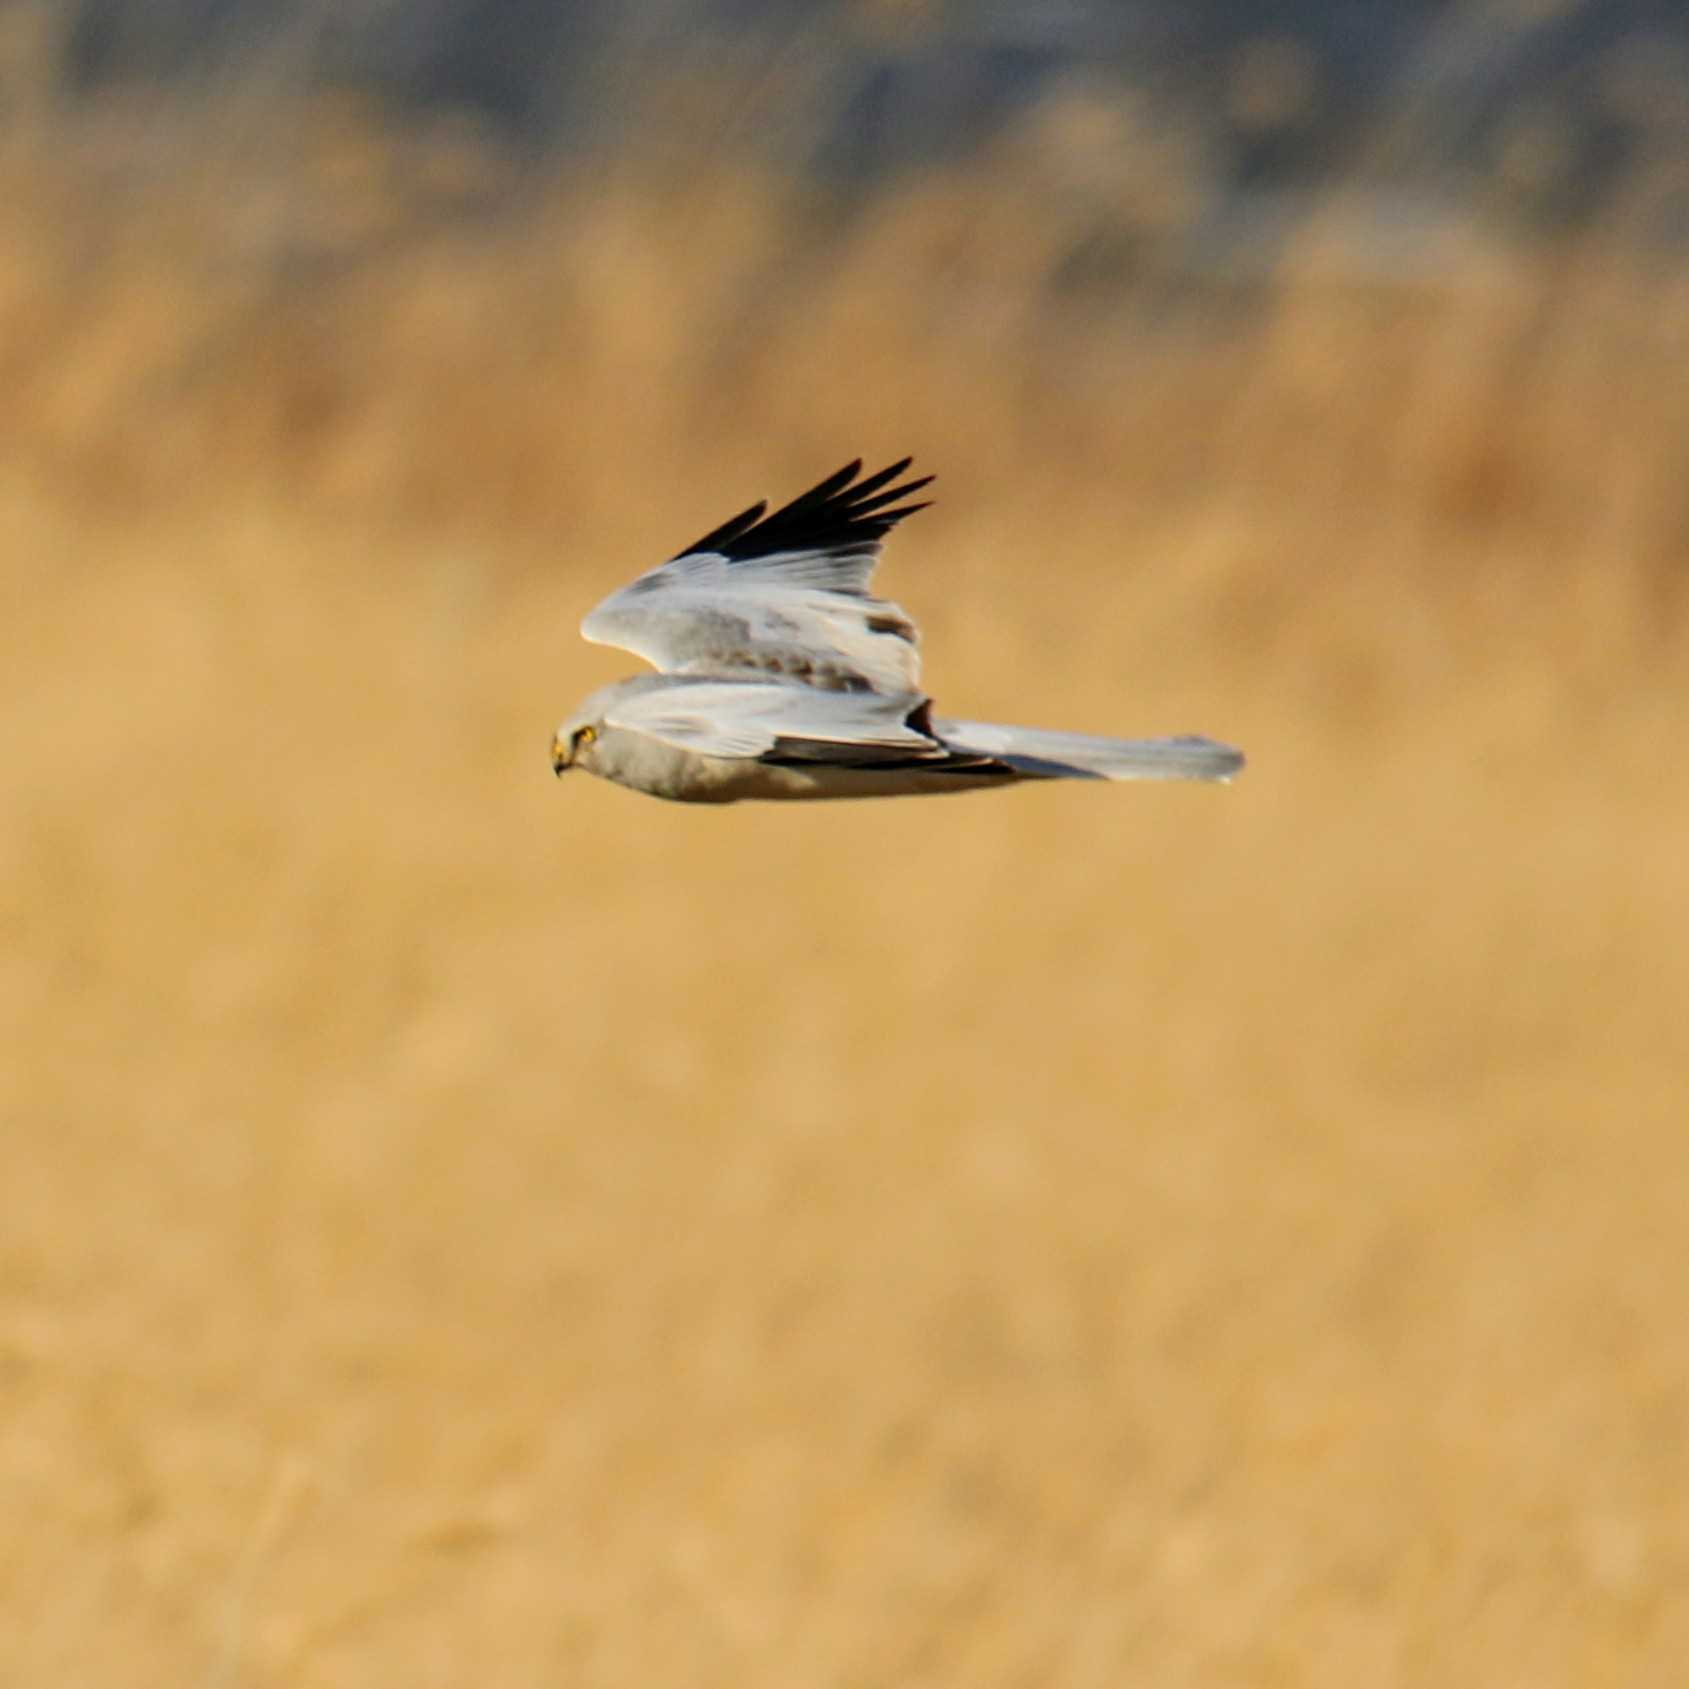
552,460,1243,804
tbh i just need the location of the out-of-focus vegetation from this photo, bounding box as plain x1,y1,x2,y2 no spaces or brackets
2,5,1687,1684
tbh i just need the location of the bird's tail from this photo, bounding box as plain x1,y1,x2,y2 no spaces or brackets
933,718,1245,783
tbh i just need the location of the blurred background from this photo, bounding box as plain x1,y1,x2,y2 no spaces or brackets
3,2,1687,1683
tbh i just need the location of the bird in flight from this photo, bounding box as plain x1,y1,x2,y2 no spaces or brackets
551,459,1244,803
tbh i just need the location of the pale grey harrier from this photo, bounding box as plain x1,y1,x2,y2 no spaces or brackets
551,459,1244,803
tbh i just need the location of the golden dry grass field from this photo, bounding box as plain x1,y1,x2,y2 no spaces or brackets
3,96,1689,1686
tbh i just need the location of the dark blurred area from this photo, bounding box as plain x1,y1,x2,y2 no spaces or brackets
45,0,1689,233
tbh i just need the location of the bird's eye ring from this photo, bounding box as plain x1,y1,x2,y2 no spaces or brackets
574,725,597,748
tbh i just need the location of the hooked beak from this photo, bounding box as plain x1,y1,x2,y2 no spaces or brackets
551,736,570,777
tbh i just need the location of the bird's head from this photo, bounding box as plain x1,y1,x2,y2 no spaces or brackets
553,681,645,779
551,713,602,777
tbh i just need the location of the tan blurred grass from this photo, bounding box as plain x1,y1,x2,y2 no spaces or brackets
3,89,1689,1686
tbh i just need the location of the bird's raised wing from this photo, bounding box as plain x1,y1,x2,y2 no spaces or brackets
603,677,949,766
580,459,934,695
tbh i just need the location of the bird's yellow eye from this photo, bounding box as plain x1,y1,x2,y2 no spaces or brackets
574,725,597,748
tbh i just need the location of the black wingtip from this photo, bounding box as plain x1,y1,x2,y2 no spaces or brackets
679,497,768,559
670,458,934,564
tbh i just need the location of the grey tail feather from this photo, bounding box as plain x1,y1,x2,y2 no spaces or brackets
932,719,1245,783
